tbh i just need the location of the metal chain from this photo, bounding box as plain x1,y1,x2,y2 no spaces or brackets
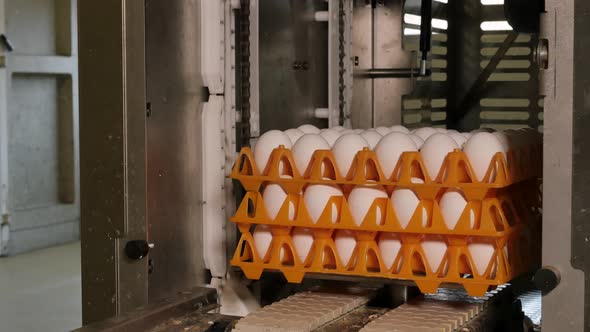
238,0,251,148
338,0,346,126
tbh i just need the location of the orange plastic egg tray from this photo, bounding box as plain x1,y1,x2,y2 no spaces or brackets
231,144,542,195
231,180,540,237
229,145,542,296
231,222,540,296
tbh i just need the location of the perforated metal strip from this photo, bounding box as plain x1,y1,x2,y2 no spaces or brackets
232,288,372,332
360,286,508,332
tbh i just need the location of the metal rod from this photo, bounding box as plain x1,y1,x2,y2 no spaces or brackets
353,68,429,79
419,0,432,76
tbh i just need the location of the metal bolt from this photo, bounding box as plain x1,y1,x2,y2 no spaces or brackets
534,38,549,70
534,266,560,294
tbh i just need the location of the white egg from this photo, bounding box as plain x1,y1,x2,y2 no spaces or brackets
407,134,425,149
461,132,473,140
375,132,418,179
420,133,459,180
292,134,330,176
319,128,342,147
365,128,377,132
411,177,425,184
446,129,460,134
439,189,474,229
331,126,346,132
348,185,388,226
298,124,321,134
340,129,355,135
254,130,293,173
412,127,438,141
359,131,383,149
378,233,402,269
390,125,410,134
263,183,294,221
422,239,447,272
284,128,305,144
448,132,467,148
375,127,391,136
463,132,506,181
435,128,448,133
253,225,273,260
334,230,357,266
332,134,370,177
292,227,314,263
391,188,426,228
304,184,344,223
353,129,365,134
468,243,495,276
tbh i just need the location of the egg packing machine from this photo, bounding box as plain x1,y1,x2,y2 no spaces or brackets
77,0,589,331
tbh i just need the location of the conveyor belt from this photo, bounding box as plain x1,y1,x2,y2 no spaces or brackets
232,285,514,332
232,288,373,332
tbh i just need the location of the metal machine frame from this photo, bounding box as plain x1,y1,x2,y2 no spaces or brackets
78,0,589,330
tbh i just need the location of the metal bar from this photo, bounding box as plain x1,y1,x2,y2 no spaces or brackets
540,1,586,330
79,0,148,324
419,0,433,75
0,0,7,256
73,288,219,332
354,68,429,79
572,0,590,330
7,55,76,74
144,0,207,304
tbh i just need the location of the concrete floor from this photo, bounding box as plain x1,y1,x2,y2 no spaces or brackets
0,242,82,332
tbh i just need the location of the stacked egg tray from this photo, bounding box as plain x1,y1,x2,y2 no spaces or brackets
229,144,542,296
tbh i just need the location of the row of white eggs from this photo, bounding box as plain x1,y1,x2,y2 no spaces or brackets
254,124,541,182
252,224,496,277
253,183,492,276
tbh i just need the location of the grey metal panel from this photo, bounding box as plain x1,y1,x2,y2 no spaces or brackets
258,0,328,132
3,0,79,255
540,1,586,330
351,3,373,129
351,1,414,129
6,0,57,56
8,74,61,209
79,0,148,324
144,0,206,303
372,0,413,127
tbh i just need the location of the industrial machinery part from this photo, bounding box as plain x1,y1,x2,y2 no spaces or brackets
124,240,151,261
229,284,524,332
504,0,544,34
533,266,560,295
73,288,226,332
233,288,373,332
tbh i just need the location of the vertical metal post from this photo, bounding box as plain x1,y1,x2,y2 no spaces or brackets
445,0,483,130
419,0,432,76
0,0,9,256
78,0,148,324
541,0,586,330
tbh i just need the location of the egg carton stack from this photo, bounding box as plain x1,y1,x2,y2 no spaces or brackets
230,124,542,296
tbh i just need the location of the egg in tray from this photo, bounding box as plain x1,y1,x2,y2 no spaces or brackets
230,124,542,296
